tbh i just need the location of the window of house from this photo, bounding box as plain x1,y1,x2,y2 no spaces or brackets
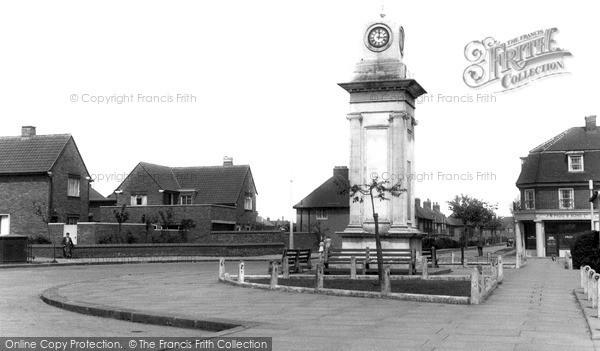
524,189,535,210
0,215,9,235
131,194,147,206
558,188,574,209
67,177,80,197
180,195,192,205
316,210,328,220
568,154,584,172
66,216,78,225
244,194,253,210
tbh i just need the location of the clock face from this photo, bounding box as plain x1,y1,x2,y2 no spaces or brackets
368,27,390,48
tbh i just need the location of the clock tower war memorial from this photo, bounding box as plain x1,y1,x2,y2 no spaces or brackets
336,12,427,256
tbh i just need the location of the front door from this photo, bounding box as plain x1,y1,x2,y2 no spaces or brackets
64,225,77,245
545,234,558,257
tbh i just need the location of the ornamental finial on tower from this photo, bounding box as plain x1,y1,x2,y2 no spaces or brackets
380,4,386,18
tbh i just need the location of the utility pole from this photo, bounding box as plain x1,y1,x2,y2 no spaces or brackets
289,179,294,249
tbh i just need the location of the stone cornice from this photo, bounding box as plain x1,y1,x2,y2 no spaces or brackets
338,79,427,100
346,112,363,121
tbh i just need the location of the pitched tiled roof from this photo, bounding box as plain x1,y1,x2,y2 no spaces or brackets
446,215,466,227
134,162,255,205
90,187,117,203
294,174,350,209
0,134,71,174
416,204,434,220
517,125,600,186
173,165,254,204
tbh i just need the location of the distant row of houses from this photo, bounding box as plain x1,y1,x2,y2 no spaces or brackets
0,126,258,238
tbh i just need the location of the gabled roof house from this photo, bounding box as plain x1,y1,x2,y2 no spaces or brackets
0,126,90,236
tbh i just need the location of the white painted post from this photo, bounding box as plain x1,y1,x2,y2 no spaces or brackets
270,262,279,289
582,266,587,289
487,252,491,264
589,269,596,300
282,257,290,279
592,273,600,307
498,255,504,283
315,263,323,289
238,261,245,283
350,256,357,279
470,268,480,305
477,265,484,295
516,252,521,269
421,257,428,280
382,266,391,294
451,252,455,264
218,258,225,279
584,266,591,294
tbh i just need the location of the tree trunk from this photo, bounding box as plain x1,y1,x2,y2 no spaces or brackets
373,213,385,287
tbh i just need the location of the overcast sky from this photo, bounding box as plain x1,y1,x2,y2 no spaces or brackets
1,1,598,220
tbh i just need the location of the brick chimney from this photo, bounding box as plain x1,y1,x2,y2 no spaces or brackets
585,115,597,132
423,199,432,210
223,156,233,166
415,198,421,207
433,202,440,213
333,166,348,180
21,126,36,138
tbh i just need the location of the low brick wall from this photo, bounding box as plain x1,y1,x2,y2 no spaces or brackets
209,231,319,251
31,242,284,259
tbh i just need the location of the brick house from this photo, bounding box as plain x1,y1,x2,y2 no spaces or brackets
106,157,257,231
0,126,90,237
294,166,350,248
89,188,116,221
514,115,600,258
415,198,449,238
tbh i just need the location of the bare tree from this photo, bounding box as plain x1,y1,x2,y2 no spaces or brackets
113,204,130,243
340,177,406,287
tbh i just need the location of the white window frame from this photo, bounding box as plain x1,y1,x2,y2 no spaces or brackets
0,214,10,235
180,194,192,205
130,194,147,206
524,189,535,210
244,194,253,210
558,188,574,209
568,154,584,172
67,177,80,197
316,209,328,220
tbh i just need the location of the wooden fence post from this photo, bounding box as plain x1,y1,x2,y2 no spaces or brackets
350,256,357,279
238,261,245,283
382,266,391,294
470,267,480,305
315,263,324,289
219,258,225,279
270,262,279,289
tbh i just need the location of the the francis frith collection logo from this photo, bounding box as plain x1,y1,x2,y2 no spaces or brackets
463,28,572,92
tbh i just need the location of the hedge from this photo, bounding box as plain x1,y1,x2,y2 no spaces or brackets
570,230,600,270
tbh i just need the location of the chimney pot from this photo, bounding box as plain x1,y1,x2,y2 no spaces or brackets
21,126,36,138
223,156,233,166
585,115,597,132
415,198,421,207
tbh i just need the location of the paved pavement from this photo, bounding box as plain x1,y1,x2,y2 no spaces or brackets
5,257,595,350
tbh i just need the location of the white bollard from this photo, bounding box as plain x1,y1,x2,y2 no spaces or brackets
238,261,245,283
270,262,279,289
382,266,391,294
470,268,480,305
584,266,591,294
421,257,428,280
451,252,455,264
315,263,324,289
282,257,290,279
497,255,504,283
592,273,600,307
589,269,596,300
350,256,357,279
218,258,225,279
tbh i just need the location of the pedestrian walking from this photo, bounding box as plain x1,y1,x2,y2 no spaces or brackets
62,233,75,258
